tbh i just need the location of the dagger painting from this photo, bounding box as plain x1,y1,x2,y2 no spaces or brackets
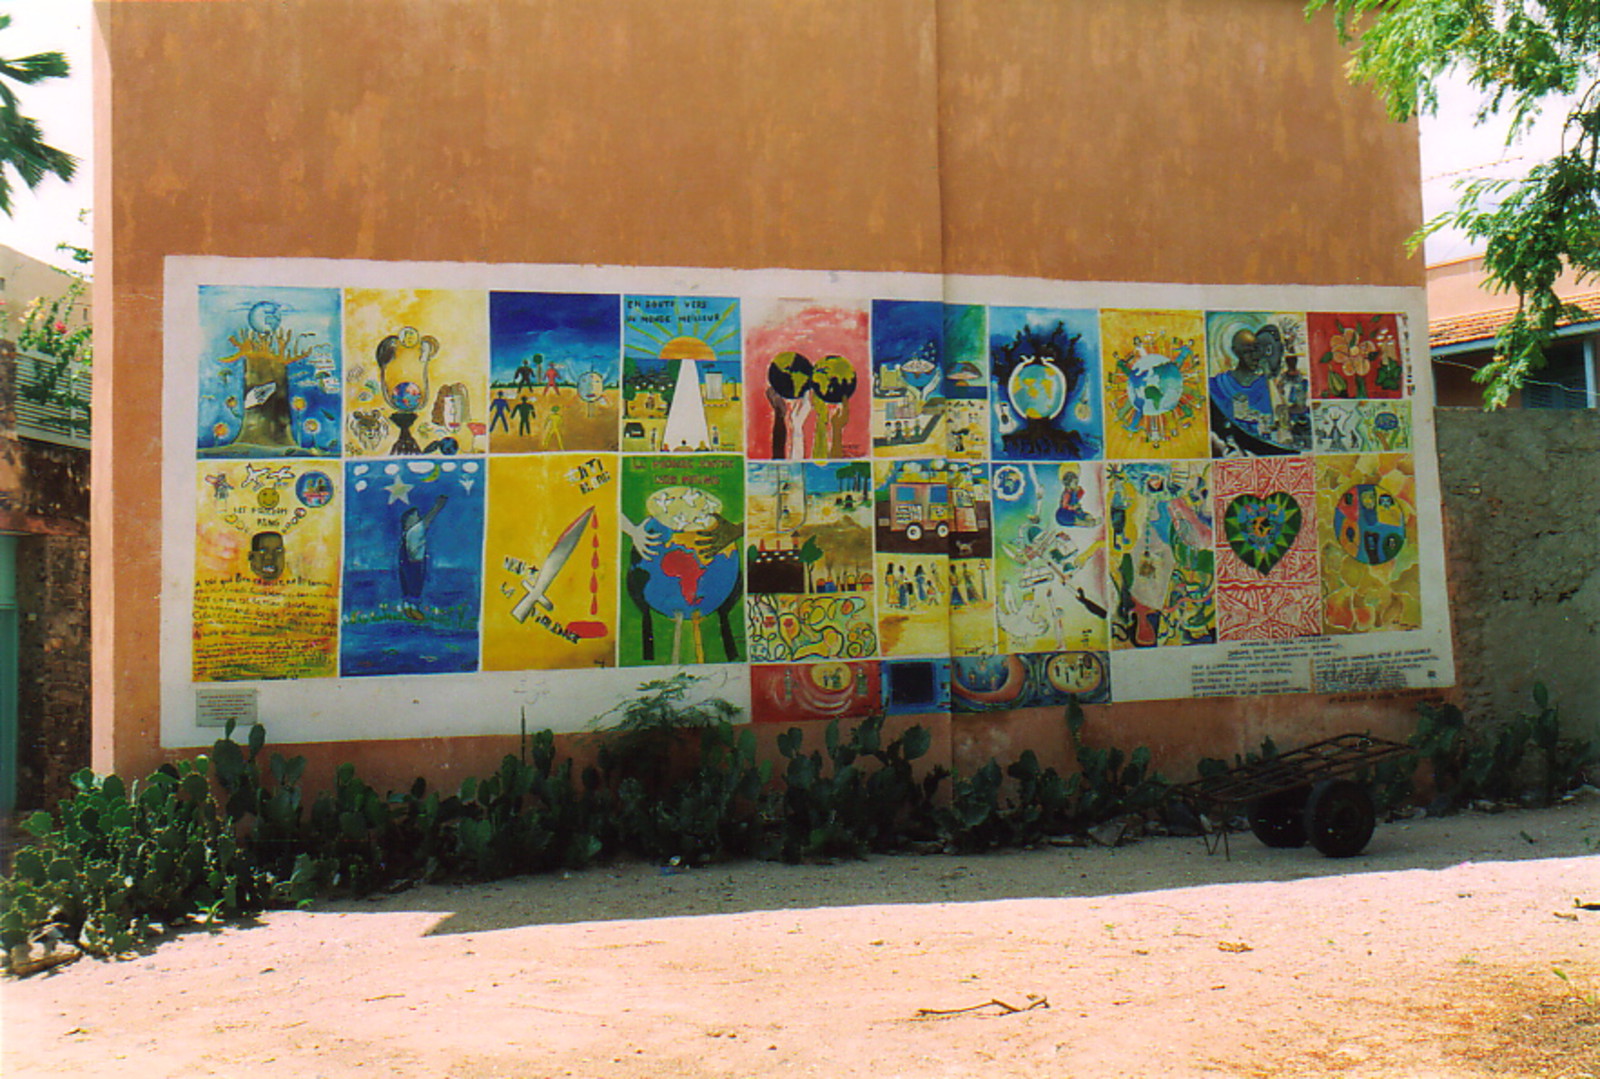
512,506,596,623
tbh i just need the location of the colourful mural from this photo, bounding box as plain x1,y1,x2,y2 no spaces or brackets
745,459,877,661
945,461,997,656
871,300,947,458
940,304,990,460
1213,456,1320,641
619,455,745,667
177,274,1441,720
1101,309,1209,459
488,292,620,455
1317,453,1420,634
1107,460,1215,648
992,460,1107,653
1206,311,1312,456
952,650,1109,712
340,458,485,676
744,298,870,460
343,289,488,457
1312,400,1412,454
989,307,1102,461
622,296,742,454
750,661,882,724
873,459,950,657
1307,312,1405,400
193,460,342,680
197,286,343,458
482,454,618,671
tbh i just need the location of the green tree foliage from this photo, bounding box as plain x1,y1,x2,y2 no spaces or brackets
1308,1,1599,406
0,13,77,216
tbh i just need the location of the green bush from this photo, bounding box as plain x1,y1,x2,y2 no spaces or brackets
775,713,939,862
39,681,1588,967
934,700,1168,852
1,756,268,957
1414,686,1596,811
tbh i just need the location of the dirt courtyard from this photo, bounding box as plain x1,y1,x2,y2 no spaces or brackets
4,795,1599,1078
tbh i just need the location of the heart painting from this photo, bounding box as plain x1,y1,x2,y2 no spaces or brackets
1223,492,1302,575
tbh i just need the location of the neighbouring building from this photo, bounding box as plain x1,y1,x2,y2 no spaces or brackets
1428,257,1599,409
1,244,93,812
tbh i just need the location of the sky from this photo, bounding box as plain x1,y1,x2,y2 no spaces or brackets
0,0,92,271
0,1,1581,272
1420,77,1583,265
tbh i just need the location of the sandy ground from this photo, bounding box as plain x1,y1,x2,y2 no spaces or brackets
3,796,1599,1079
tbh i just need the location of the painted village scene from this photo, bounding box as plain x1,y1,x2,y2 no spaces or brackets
192,288,1419,721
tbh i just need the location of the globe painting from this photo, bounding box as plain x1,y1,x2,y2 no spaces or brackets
989,307,1102,461
1007,359,1067,419
1101,310,1209,459
391,380,424,413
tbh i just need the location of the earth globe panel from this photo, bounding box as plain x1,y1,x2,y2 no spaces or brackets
768,351,814,399
1007,361,1067,420
392,381,424,412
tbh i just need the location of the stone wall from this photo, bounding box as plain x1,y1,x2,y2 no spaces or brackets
1435,409,1600,739
15,532,91,810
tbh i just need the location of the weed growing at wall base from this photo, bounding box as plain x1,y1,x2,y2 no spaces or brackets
5,683,1594,970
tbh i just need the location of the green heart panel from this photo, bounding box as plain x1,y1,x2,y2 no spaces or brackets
1223,492,1302,575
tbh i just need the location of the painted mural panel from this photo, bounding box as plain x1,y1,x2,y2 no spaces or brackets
193,460,341,680
622,295,743,454
750,661,882,724
1317,453,1421,634
482,454,618,671
1312,400,1412,454
745,461,876,593
343,289,488,457
1307,312,1405,400
946,461,997,656
991,461,1107,653
1206,311,1312,456
1101,309,1209,459
196,286,342,458
487,292,620,455
746,594,878,662
1106,460,1215,648
744,298,870,460
340,459,485,676
619,455,745,667
952,650,1109,712
883,659,952,714
871,299,946,458
1214,456,1320,641
744,459,877,661
873,459,949,658
988,307,1103,461
940,303,989,460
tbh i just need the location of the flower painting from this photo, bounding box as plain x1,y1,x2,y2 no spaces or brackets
1308,313,1404,400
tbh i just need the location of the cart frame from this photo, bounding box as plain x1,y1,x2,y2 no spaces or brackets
1173,733,1413,858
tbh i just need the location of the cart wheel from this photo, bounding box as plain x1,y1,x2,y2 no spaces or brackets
1304,780,1376,858
1248,787,1309,848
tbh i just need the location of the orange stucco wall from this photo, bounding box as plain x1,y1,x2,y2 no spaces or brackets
95,0,1427,793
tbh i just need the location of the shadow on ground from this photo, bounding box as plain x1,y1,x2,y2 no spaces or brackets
306,795,1599,937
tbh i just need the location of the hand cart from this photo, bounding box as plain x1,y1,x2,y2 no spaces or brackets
1173,733,1413,858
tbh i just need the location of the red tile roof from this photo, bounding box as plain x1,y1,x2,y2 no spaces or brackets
1430,289,1600,349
